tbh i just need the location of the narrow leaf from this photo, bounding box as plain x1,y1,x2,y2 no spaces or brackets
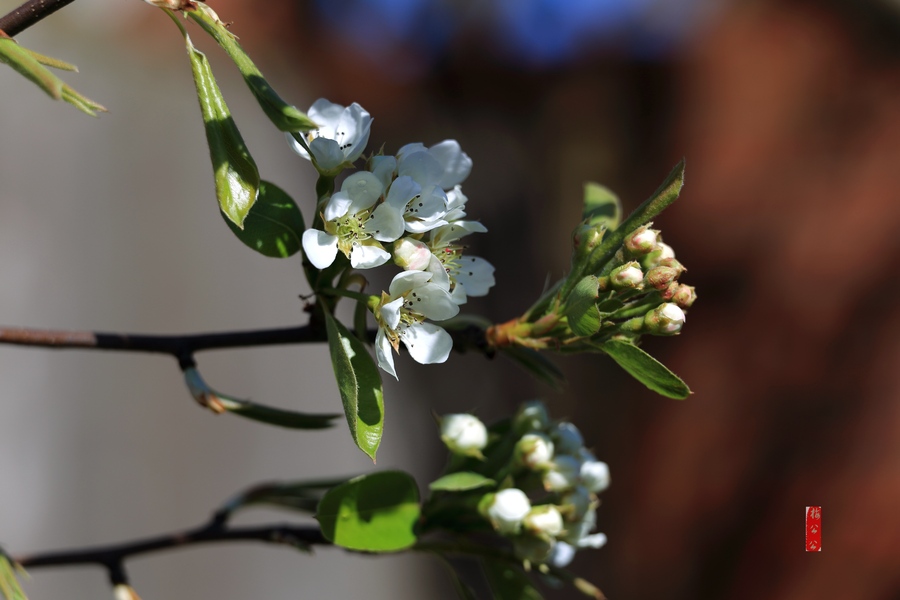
219,398,340,429
324,312,384,461
499,345,565,390
186,3,317,132
429,472,495,492
582,183,621,230
585,161,685,276
599,339,690,399
0,552,27,600
316,471,420,552
223,180,305,257
564,276,602,336
181,30,259,228
483,559,543,600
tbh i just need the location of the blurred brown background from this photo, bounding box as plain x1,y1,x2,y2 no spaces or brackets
3,0,900,598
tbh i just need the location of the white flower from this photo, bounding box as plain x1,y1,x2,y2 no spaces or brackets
397,140,472,190
515,433,555,470
523,505,564,537
374,270,459,379
550,422,584,455
287,98,372,174
301,172,406,270
580,460,610,493
440,414,488,457
482,488,531,535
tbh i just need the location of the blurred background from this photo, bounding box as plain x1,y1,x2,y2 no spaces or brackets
2,0,900,597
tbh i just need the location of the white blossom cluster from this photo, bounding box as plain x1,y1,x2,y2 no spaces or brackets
439,402,609,568
289,99,495,379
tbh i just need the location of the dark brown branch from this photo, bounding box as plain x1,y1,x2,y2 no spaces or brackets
16,521,329,574
0,0,78,37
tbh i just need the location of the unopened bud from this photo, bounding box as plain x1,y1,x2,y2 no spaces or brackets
515,433,555,470
580,460,610,493
560,486,594,521
543,455,582,492
673,284,697,308
523,505,565,537
481,488,532,535
646,265,679,290
610,262,643,290
644,302,686,335
550,422,584,455
514,400,550,434
659,281,679,301
392,237,432,271
625,226,658,255
656,257,685,276
572,222,605,254
440,414,488,457
644,241,675,268
548,540,577,567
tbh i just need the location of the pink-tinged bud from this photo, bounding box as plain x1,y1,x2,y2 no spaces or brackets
644,241,675,268
392,238,432,271
610,262,643,290
646,265,679,290
673,284,697,308
656,257,685,276
625,226,659,255
659,281,679,301
644,302,686,335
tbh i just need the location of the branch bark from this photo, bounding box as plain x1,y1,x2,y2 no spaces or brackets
0,0,78,37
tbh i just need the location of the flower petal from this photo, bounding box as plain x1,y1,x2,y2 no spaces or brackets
401,322,453,364
323,191,352,222
389,270,434,297
350,243,390,269
342,171,384,212
369,155,398,189
309,137,345,173
365,203,405,242
455,256,496,297
384,176,422,210
337,103,372,163
411,283,459,321
382,297,404,330
375,328,398,380
398,150,443,187
429,140,472,189
302,229,339,269
286,132,311,160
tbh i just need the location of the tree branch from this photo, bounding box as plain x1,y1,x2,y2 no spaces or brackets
0,0,78,37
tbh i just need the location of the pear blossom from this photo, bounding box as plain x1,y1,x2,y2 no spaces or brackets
580,460,611,494
374,270,459,379
301,172,405,270
287,98,372,174
542,455,582,492
515,433,555,470
523,505,565,537
481,488,531,535
440,414,488,457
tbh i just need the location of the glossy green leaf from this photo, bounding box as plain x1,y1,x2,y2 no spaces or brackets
599,339,690,399
565,276,602,336
483,560,543,600
325,312,384,461
585,160,685,276
223,180,305,257
429,472,495,492
0,39,105,116
316,471,420,552
0,552,27,600
220,477,349,515
499,345,565,390
180,29,259,228
582,182,621,230
187,4,317,133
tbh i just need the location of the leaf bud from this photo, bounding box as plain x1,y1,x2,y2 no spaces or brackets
440,413,488,458
480,488,532,535
515,433,555,470
643,302,686,335
513,400,551,434
523,505,565,537
624,225,659,255
673,284,697,308
610,261,644,290
646,265,680,290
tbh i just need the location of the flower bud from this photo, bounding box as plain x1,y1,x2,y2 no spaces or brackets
644,242,675,268
610,262,643,290
548,540,577,567
624,226,658,255
646,265,680,290
481,488,532,535
550,422,584,455
656,257,685,276
512,535,555,564
580,460,610,493
392,237,432,271
440,414,488,458
523,505,565,537
560,486,594,522
515,433,555,470
572,223,605,255
543,455,582,492
643,302,685,335
673,284,697,308
513,400,550,434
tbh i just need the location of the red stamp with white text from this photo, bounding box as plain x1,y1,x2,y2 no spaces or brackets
805,506,821,551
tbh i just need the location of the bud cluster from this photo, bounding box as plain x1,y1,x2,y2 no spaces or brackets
425,401,609,569
289,99,496,378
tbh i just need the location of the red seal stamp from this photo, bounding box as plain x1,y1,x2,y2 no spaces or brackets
805,506,822,551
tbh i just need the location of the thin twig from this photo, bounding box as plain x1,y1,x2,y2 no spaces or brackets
0,0,78,37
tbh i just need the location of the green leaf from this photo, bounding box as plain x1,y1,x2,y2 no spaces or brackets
316,471,420,552
223,180,305,257
186,4,317,133
0,551,27,600
219,398,340,429
324,312,384,461
0,38,105,116
220,477,350,515
582,182,621,230
599,339,690,399
483,559,543,600
499,345,565,390
564,276,602,336
429,472,495,492
179,28,259,228
585,160,685,276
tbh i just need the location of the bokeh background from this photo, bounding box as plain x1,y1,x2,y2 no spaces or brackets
2,0,900,598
